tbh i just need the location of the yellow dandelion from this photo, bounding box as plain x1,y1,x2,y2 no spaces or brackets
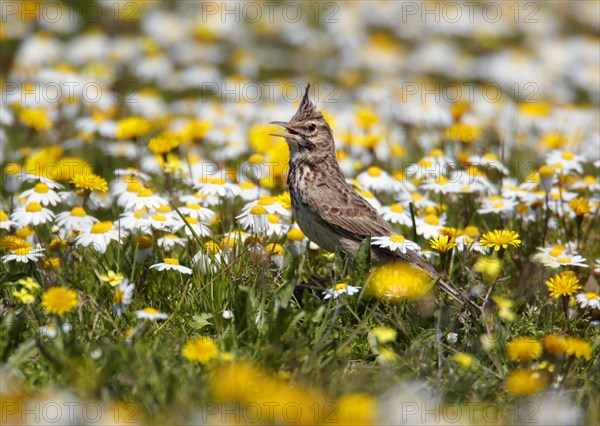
543,334,567,356
41,286,78,316
569,197,591,216
480,230,521,251
366,262,433,301
115,116,151,140
490,294,514,322
545,271,581,298
70,173,108,193
506,369,547,396
506,337,542,362
453,352,476,370
370,327,397,344
355,107,378,129
182,336,219,364
444,123,482,143
475,257,503,282
335,393,377,425
564,337,592,360
148,131,183,155
19,108,52,131
429,235,457,253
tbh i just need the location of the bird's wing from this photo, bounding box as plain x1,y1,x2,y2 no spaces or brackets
302,178,466,304
303,178,396,240
302,178,438,273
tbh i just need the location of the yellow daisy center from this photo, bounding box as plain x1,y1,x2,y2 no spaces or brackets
561,151,574,160
164,258,180,265
90,221,113,234
137,189,153,197
34,183,49,193
70,207,86,217
390,235,406,243
390,204,404,213
367,166,381,177
424,214,439,226
26,202,43,213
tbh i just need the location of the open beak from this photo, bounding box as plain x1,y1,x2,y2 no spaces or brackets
269,121,301,141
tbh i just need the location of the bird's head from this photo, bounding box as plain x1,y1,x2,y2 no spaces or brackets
270,84,335,158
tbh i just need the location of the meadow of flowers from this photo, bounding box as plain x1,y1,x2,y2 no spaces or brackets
1,1,599,425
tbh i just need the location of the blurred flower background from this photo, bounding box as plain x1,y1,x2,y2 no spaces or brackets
1,1,599,425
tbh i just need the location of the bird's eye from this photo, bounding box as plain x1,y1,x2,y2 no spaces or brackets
307,123,317,132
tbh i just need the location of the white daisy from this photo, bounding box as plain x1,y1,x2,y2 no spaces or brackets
478,195,517,216
171,216,211,238
178,203,215,222
55,206,98,234
2,246,45,263
380,203,412,226
371,235,421,254
356,166,402,193
157,233,187,250
239,195,290,217
75,221,123,253
113,279,135,317
0,210,18,230
416,214,446,239
192,241,224,274
125,189,168,211
11,202,55,226
135,308,168,321
545,150,585,174
397,192,437,210
149,258,192,275
323,283,361,300
194,176,241,198
20,182,62,206
575,292,600,310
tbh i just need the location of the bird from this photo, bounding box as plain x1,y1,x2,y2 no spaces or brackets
270,84,465,304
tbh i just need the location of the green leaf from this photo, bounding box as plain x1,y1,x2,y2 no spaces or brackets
350,236,371,287
189,313,213,330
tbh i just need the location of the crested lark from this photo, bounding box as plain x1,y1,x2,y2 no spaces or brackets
271,84,464,303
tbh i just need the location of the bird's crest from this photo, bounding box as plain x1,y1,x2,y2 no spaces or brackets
291,84,322,122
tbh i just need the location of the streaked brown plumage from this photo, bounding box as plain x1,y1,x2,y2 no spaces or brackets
271,84,464,303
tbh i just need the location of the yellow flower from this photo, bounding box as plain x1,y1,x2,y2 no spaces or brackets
366,262,433,301
18,277,41,292
543,334,567,356
182,336,219,364
474,257,503,282
100,270,125,287
19,108,52,131
545,271,581,298
480,230,521,251
182,119,211,140
491,295,515,322
506,369,547,396
564,337,592,360
70,173,108,192
569,197,591,216
148,131,183,155
335,393,377,425
116,116,151,140
444,123,482,143
429,235,457,253
41,287,78,316
370,327,397,344
12,288,36,304
453,352,476,370
506,337,542,362
277,191,291,209
355,107,378,129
